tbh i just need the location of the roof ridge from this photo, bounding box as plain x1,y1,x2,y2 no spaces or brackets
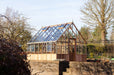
42,22,73,28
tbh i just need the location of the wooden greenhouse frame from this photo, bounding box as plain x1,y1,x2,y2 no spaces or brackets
27,22,87,61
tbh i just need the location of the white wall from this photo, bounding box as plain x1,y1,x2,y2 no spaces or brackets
27,54,57,61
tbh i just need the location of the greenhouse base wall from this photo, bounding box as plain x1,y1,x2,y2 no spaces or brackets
27,54,57,61
27,53,87,62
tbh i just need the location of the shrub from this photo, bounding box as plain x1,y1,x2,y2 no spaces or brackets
0,37,31,75
87,44,96,53
90,53,94,58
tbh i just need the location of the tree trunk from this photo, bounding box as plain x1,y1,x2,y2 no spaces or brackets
101,29,106,45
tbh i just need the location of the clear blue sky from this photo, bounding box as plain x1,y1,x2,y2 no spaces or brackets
0,0,87,34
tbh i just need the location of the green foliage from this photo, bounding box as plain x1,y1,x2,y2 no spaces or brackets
92,26,102,41
87,43,114,58
87,44,106,58
97,56,101,58
102,53,106,57
90,53,94,58
87,44,105,52
79,26,91,41
18,30,31,50
87,44,96,53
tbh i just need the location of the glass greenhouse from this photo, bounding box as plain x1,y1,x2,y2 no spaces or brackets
27,22,87,61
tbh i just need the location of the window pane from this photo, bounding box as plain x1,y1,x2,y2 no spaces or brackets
35,44,38,52
27,45,31,51
31,45,35,52
47,42,52,52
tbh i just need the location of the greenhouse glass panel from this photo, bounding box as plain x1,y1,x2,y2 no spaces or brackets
47,42,52,52
29,23,71,42
31,45,35,52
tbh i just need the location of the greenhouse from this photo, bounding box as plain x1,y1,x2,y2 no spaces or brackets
27,22,87,61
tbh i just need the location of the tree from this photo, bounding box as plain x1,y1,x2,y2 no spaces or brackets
110,26,114,41
79,26,91,41
0,8,32,50
92,26,102,41
81,0,114,45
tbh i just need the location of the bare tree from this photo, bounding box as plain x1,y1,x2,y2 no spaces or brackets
110,26,114,41
81,0,114,45
0,8,32,50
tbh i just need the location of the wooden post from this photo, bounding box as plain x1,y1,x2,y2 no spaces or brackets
68,38,70,61
38,43,39,54
74,38,77,61
42,43,43,54
30,44,31,52
34,44,35,53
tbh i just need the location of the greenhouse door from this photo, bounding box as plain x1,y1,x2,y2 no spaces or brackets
68,38,76,61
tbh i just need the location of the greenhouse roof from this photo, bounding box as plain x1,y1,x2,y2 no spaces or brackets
29,22,73,43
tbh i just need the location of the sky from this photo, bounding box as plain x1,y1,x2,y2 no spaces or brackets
0,0,86,34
